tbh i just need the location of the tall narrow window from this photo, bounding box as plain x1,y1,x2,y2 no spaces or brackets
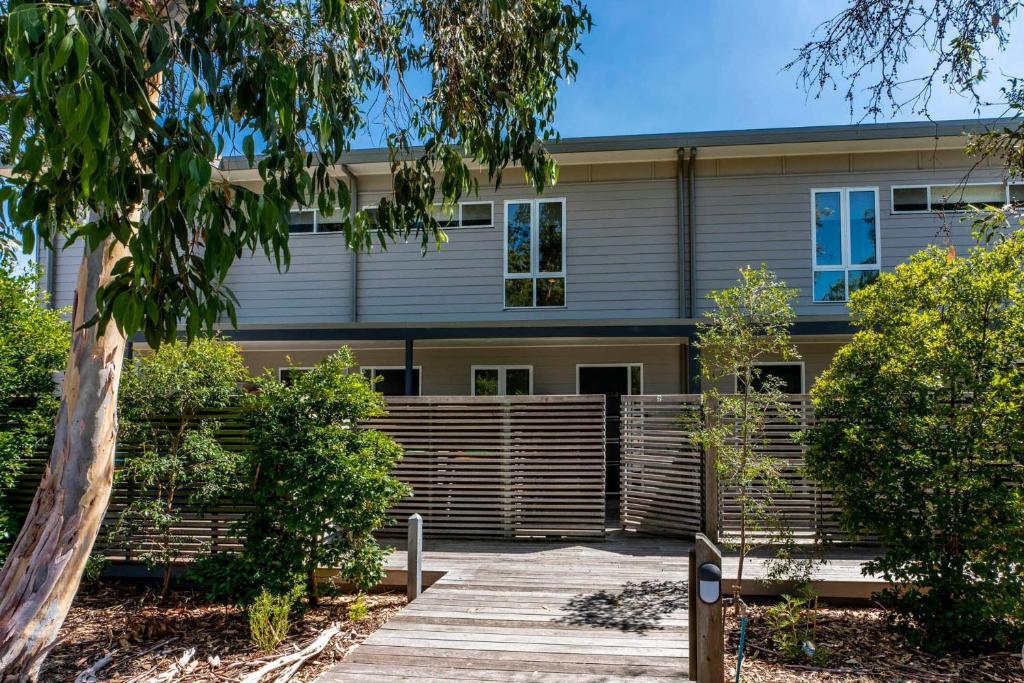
472,366,533,396
504,199,566,308
812,188,880,302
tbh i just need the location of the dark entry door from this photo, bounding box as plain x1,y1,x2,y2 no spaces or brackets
578,366,633,516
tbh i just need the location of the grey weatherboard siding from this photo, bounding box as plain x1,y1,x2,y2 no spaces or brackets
694,162,1004,317
354,173,680,323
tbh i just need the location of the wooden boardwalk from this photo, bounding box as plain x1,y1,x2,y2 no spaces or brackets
319,535,879,682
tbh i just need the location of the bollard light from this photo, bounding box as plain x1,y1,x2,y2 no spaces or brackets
697,562,721,604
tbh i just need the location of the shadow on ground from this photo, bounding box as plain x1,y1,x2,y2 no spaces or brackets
557,580,688,633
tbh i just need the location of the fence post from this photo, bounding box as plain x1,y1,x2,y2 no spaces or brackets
691,533,724,683
702,397,720,543
407,513,423,602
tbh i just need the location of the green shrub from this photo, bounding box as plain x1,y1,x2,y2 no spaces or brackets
0,255,69,558
764,588,828,665
806,231,1024,652
346,594,369,621
112,338,248,595
248,588,299,652
82,552,108,585
240,349,409,605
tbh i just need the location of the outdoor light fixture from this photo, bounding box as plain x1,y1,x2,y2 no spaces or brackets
697,562,722,604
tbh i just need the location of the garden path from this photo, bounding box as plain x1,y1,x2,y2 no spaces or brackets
318,535,878,682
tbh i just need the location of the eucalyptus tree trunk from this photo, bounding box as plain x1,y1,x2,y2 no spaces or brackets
0,238,128,681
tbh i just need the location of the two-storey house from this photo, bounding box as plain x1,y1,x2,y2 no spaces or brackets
39,117,1016,500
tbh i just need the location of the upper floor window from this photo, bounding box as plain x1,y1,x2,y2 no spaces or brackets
504,199,565,308
472,366,533,396
362,202,493,230
892,182,1024,213
812,188,880,303
287,208,344,234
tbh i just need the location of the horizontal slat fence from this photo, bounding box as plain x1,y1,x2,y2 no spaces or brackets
716,396,847,543
8,395,606,563
620,395,703,537
7,409,252,562
620,395,852,543
377,396,606,539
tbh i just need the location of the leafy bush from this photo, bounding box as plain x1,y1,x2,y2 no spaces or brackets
806,231,1024,652
764,587,828,665
346,594,369,622
0,255,69,557
240,349,409,605
248,588,299,652
113,338,248,595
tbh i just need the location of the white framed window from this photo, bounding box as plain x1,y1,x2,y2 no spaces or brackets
504,198,566,308
811,187,881,303
733,362,805,394
278,367,314,384
459,201,494,228
361,202,493,230
471,365,533,396
891,182,1021,214
360,366,422,396
287,207,344,234
575,363,643,395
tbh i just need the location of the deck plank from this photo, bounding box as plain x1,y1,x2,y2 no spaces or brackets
318,534,878,682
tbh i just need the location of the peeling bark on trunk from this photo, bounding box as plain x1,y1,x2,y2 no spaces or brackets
0,237,128,681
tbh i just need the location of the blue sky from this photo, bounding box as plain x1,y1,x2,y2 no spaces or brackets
543,0,1022,137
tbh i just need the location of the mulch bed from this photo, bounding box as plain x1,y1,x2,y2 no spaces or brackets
726,605,1024,682
42,580,405,682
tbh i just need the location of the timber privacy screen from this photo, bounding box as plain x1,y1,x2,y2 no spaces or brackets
619,394,850,542
9,394,608,561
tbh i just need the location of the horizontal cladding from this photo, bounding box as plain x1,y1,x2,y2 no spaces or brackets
224,234,353,324
356,178,680,322
694,166,998,316
49,236,84,312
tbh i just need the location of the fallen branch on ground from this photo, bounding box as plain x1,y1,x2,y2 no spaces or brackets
241,623,341,683
75,650,119,682
145,647,196,682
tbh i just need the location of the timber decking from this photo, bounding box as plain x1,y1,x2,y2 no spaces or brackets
319,536,880,682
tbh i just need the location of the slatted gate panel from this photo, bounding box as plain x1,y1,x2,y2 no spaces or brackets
374,395,606,539
719,397,815,542
620,395,853,543
620,395,703,537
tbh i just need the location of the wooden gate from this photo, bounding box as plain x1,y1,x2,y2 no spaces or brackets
620,395,703,537
375,395,607,539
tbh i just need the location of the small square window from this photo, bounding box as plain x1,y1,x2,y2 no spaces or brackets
813,270,846,302
460,202,493,228
892,187,928,212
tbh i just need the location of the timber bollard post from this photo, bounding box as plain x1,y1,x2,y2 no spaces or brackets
407,513,423,602
688,546,697,677
690,533,723,683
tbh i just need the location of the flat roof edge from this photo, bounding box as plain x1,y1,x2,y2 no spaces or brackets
218,117,1015,171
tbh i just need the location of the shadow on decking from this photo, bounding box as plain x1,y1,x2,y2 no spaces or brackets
557,580,689,634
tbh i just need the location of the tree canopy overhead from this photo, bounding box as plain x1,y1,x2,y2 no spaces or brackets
0,0,591,346
790,1,1023,173
0,1,591,677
